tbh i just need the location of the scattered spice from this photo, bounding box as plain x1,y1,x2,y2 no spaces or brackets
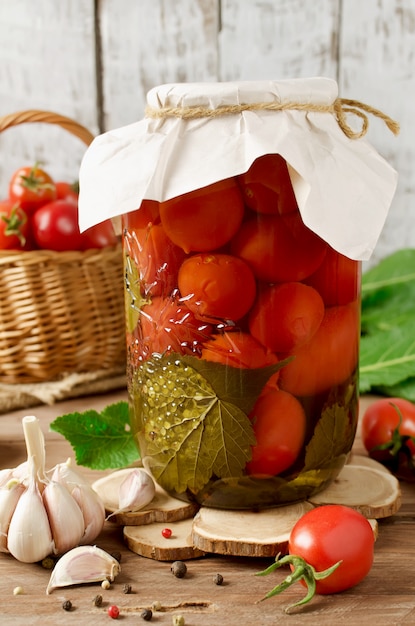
101,579,111,590
171,561,187,578
108,604,120,619
13,586,24,595
141,608,153,621
152,600,162,611
213,573,224,585
93,593,103,607
172,615,185,626
41,556,55,570
162,527,172,538
123,582,132,594
62,599,72,611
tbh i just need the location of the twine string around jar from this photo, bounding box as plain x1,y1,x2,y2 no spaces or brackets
145,97,400,140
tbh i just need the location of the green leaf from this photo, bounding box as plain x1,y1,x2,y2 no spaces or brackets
359,320,415,392
360,249,415,394
131,354,263,494
376,377,415,403
362,249,415,295
50,402,139,470
302,382,357,472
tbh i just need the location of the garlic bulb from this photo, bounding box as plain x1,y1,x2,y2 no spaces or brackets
0,415,106,563
46,545,121,594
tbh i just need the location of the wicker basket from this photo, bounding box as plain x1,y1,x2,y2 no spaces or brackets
0,110,126,384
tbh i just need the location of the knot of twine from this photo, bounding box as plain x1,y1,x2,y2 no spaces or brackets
145,97,399,139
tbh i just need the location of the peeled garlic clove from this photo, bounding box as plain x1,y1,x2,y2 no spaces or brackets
118,468,156,512
46,545,121,594
7,472,54,563
0,481,26,553
42,481,85,555
71,483,106,544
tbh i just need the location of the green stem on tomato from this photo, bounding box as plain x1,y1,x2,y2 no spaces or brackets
256,553,342,613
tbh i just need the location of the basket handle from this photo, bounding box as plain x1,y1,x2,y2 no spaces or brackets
0,110,95,146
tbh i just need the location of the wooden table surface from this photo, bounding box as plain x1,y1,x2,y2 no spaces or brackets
1,390,415,626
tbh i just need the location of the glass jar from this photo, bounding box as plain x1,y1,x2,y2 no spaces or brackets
123,154,361,508
78,78,397,509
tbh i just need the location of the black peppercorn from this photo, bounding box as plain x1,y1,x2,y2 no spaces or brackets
93,593,103,607
123,583,132,594
213,573,224,585
171,560,187,578
141,608,153,621
62,599,72,611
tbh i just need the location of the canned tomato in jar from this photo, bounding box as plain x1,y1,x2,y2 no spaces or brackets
78,78,399,508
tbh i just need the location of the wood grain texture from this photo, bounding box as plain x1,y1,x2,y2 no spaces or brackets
0,392,415,624
0,0,412,264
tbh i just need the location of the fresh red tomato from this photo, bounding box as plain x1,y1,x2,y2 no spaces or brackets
246,389,306,476
80,219,118,250
288,505,374,594
55,180,79,203
32,200,117,251
9,164,56,212
178,253,257,322
31,199,83,251
0,199,30,250
361,397,415,460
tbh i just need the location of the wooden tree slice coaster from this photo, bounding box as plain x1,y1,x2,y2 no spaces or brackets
308,462,401,518
192,501,314,558
123,518,206,561
92,468,199,526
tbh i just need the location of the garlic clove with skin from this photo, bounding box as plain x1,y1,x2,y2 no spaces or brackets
46,545,121,594
118,468,156,513
42,481,85,555
51,457,106,545
0,480,26,553
0,469,14,488
7,458,54,563
71,483,106,545
50,457,90,488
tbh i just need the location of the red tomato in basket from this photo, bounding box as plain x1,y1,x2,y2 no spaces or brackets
9,164,57,212
32,200,117,251
0,199,30,250
55,180,79,203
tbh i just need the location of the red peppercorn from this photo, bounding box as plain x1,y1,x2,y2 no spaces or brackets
108,605,120,619
162,527,172,538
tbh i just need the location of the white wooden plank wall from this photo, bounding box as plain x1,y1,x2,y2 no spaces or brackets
0,0,413,266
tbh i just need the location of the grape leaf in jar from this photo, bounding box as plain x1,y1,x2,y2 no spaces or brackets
131,354,285,494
